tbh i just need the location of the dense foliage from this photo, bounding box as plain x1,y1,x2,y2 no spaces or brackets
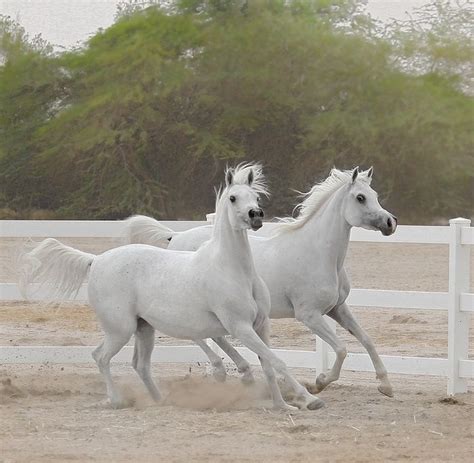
0,0,472,222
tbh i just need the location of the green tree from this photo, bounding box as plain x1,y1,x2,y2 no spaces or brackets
0,17,65,214
0,1,472,222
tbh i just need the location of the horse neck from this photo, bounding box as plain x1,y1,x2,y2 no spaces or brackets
293,185,351,271
210,205,255,274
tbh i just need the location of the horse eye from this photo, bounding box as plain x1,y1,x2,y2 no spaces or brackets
356,194,365,203
256,197,261,203
229,195,236,203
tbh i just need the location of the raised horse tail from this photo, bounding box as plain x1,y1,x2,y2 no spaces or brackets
19,238,95,300
122,215,176,246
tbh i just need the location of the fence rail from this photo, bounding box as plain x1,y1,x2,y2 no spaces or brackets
0,217,472,395
0,219,456,243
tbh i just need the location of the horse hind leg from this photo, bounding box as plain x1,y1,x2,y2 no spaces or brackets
300,309,347,394
132,318,162,402
212,337,255,385
194,339,227,382
328,302,393,397
92,323,135,408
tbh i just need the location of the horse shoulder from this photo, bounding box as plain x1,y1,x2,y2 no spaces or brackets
290,271,340,317
198,260,251,297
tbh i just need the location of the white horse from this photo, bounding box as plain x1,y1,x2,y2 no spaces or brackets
20,164,323,411
124,167,398,397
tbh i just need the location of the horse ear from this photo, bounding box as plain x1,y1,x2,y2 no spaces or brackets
226,169,233,187
367,166,373,178
247,169,254,185
352,166,359,183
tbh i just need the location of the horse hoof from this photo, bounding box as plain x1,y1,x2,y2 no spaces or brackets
240,372,255,386
106,397,134,409
213,369,227,383
307,397,325,410
378,384,394,398
150,391,162,402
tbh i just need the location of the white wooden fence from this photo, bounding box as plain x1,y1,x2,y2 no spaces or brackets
0,218,472,396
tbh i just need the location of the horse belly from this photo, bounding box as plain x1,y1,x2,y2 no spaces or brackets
142,303,227,340
259,269,295,318
269,294,295,318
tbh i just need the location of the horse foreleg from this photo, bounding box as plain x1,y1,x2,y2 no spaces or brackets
230,323,324,411
254,318,297,411
328,302,393,397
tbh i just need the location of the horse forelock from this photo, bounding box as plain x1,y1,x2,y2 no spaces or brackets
227,162,269,197
216,163,268,206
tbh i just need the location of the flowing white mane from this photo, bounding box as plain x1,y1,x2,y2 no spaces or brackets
273,167,371,234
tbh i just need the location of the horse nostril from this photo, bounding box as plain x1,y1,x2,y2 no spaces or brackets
250,209,264,220
387,218,392,228
258,209,264,218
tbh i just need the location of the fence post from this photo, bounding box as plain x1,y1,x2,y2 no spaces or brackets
447,217,471,395
316,317,337,374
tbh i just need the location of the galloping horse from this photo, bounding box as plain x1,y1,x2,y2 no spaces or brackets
124,167,398,397
20,164,323,411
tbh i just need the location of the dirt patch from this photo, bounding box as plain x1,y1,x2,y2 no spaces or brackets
438,396,465,405
162,375,268,411
0,377,27,402
389,314,428,324
0,364,473,462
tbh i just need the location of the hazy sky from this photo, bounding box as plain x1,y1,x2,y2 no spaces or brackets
0,0,431,50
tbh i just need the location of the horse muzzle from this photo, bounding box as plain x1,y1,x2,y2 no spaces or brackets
249,208,264,231
379,215,397,236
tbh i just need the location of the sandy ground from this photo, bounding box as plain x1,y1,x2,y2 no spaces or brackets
1,366,473,463
0,237,473,461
